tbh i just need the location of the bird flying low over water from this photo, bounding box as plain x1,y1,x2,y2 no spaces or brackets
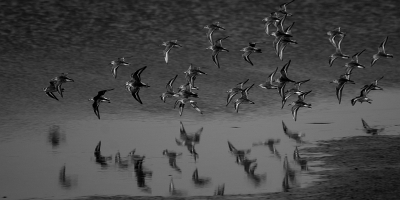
370,36,393,67
241,42,262,66
44,81,64,101
327,27,345,48
161,75,178,103
204,22,225,45
329,34,350,67
126,66,149,104
351,85,373,106
331,73,355,104
50,73,74,98
174,99,203,116
206,36,229,68
110,57,130,79
89,89,114,120
162,40,182,64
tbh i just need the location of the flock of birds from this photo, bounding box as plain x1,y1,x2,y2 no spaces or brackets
42,0,394,196
42,0,393,122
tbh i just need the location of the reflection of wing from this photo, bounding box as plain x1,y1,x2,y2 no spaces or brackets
361,118,371,130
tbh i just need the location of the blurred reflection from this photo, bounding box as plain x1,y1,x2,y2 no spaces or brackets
214,183,225,196
227,141,251,160
115,151,130,169
253,138,281,160
59,164,77,189
163,150,182,173
361,118,384,135
47,125,65,148
128,148,145,169
293,146,308,171
192,168,211,187
94,141,112,167
282,155,299,191
169,177,186,196
179,121,202,143
237,157,266,186
282,121,305,143
134,165,152,193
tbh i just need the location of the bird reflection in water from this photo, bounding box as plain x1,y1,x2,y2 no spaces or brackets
253,138,281,160
176,122,202,161
163,150,182,173
94,141,112,167
293,146,308,171
192,168,211,187
237,157,266,186
47,125,65,148
59,164,77,189
169,176,186,196
282,155,299,192
282,121,305,143
214,183,225,196
133,163,152,193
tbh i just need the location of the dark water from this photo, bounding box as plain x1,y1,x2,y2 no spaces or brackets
1,0,400,199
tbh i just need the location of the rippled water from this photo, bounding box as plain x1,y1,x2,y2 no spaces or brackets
0,0,400,199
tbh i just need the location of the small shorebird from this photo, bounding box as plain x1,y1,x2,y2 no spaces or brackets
361,76,384,92
161,75,178,103
288,97,311,121
241,42,262,66
174,85,198,99
89,89,114,120
345,49,366,75
259,67,279,89
276,60,296,99
226,79,249,106
351,85,373,106
262,12,280,35
234,84,255,113
126,66,149,104
204,22,225,45
276,36,297,61
361,118,384,135
282,121,305,143
206,36,229,68
184,63,207,89
162,40,182,64
331,73,355,104
174,98,203,116
110,57,130,79
329,34,350,67
51,73,74,98
44,81,63,101
370,36,393,67
278,0,296,16
327,27,345,48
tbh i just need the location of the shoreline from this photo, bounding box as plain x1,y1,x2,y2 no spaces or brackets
71,135,400,200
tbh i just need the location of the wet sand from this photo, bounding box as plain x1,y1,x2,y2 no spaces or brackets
68,134,400,200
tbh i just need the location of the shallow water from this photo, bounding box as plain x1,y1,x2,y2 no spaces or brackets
0,0,400,199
